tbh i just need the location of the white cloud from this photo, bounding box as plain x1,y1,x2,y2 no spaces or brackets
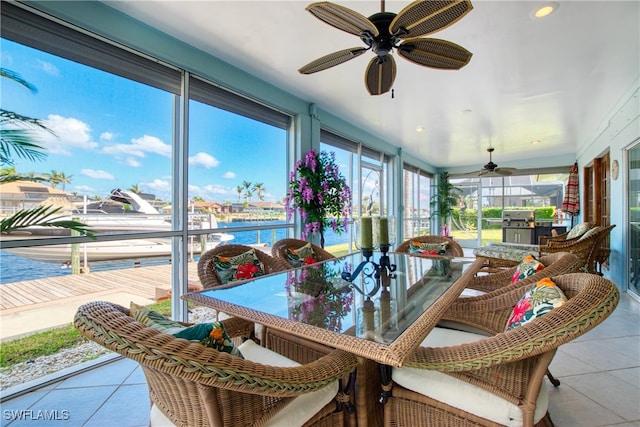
37,60,59,76
40,114,98,155
81,169,114,180
73,185,95,194
188,152,219,168
222,171,236,179
102,135,171,158
126,157,141,167
100,131,115,141
145,178,171,194
203,184,230,195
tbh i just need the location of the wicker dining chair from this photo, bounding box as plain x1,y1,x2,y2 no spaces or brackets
74,301,358,427
463,252,581,295
395,235,464,257
198,244,290,289
384,273,620,427
271,238,336,268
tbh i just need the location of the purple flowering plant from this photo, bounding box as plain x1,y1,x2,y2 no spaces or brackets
284,149,352,247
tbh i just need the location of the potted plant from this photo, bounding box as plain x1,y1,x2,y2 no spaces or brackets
430,171,462,236
284,149,351,247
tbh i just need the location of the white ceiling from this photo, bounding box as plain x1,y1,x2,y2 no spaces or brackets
103,0,639,172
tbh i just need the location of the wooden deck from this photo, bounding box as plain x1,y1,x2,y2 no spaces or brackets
0,262,201,311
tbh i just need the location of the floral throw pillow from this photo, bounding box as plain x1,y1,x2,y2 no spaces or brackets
409,241,448,256
511,254,545,283
286,242,317,267
505,278,567,331
213,248,265,284
130,303,243,358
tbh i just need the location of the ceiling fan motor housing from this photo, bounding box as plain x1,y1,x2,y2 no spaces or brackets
367,12,398,57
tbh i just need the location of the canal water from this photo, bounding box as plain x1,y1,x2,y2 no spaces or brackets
0,221,350,284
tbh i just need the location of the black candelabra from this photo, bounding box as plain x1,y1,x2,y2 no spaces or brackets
341,244,397,297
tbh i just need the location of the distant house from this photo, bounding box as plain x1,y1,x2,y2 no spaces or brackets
0,180,76,215
228,201,284,215
189,201,228,214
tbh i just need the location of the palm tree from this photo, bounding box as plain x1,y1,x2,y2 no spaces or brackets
236,185,243,203
129,184,141,194
47,169,72,191
252,182,265,201
242,180,252,204
0,68,93,237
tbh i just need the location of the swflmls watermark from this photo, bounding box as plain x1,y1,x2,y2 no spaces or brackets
3,409,70,422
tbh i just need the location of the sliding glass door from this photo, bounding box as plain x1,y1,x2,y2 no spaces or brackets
628,140,640,299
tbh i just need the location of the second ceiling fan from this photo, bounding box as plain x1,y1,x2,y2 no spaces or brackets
466,146,517,176
298,0,474,95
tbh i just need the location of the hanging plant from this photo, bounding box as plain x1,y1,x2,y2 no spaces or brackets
284,149,352,247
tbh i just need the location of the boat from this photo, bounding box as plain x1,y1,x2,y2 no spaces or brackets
2,188,234,263
3,236,230,264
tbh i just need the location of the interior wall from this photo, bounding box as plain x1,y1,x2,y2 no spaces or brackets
576,78,640,289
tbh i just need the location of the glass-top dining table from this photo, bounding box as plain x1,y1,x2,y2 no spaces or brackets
184,250,482,368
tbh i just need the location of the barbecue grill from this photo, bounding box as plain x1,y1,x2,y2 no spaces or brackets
502,210,535,244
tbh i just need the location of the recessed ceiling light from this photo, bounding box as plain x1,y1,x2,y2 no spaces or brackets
530,140,541,144
533,2,559,18
415,126,424,132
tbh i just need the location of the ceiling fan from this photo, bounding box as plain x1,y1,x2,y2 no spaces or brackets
467,146,517,176
298,0,474,96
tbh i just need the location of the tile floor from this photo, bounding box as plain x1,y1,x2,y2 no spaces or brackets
2,291,639,427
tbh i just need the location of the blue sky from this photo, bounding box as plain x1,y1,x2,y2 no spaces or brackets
1,38,287,203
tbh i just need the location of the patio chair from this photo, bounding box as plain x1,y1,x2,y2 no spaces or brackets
271,238,336,268
540,224,616,274
74,301,358,427
384,273,620,427
198,244,290,288
538,221,595,246
395,235,464,257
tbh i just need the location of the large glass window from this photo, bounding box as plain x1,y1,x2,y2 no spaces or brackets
320,132,393,250
449,172,568,247
0,3,294,385
187,76,289,250
402,165,433,238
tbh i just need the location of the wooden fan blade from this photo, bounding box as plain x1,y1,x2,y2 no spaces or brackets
365,55,396,95
397,38,472,69
306,2,378,37
494,168,516,176
390,0,473,38
299,47,368,74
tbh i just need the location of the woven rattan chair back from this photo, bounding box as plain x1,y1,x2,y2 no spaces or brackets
271,238,336,267
538,222,596,246
463,251,581,296
386,273,620,427
395,235,464,257
540,224,615,274
443,252,580,334
74,301,358,427
198,244,290,289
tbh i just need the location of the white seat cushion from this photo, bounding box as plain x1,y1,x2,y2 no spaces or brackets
392,327,549,427
150,339,338,427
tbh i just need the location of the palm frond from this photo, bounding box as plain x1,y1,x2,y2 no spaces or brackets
0,205,95,239
1,68,37,93
0,130,48,163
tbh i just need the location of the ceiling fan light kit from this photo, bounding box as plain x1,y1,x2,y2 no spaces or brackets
299,0,474,95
